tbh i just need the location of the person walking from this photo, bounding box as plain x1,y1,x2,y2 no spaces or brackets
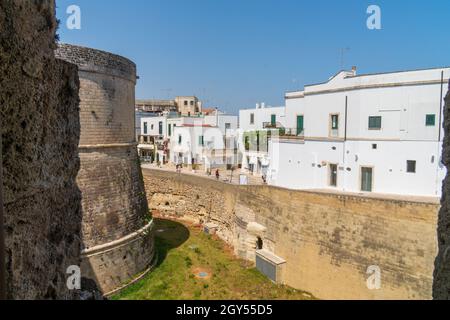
215,168,220,180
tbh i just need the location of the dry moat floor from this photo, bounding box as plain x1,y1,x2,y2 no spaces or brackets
112,218,315,300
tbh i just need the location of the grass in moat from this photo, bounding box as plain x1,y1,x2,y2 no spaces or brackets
112,218,315,300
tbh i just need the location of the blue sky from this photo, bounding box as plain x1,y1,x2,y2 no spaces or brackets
56,0,450,115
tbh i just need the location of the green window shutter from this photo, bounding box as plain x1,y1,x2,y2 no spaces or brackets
271,114,276,126
198,136,204,146
297,116,304,135
168,124,172,136
426,114,436,126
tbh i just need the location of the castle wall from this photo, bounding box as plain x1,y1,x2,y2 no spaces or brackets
0,0,82,299
56,44,155,294
143,169,438,300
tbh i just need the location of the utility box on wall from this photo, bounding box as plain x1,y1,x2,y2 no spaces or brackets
255,249,286,284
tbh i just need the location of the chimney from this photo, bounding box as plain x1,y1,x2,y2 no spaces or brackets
261,102,265,109
256,103,260,109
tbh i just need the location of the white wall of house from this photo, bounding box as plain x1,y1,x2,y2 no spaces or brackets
252,67,449,197
168,114,239,168
269,140,445,197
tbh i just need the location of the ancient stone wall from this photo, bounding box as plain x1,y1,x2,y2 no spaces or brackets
143,169,439,300
434,84,450,299
56,44,155,294
0,0,82,299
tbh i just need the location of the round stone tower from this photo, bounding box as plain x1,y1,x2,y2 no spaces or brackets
55,44,155,295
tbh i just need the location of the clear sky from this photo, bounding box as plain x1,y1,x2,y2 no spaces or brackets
56,0,450,115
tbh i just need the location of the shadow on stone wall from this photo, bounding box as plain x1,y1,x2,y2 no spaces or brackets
433,83,450,300
0,0,83,299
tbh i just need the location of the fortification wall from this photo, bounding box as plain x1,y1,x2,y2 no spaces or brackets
143,169,439,300
56,44,155,294
434,86,450,299
0,0,82,299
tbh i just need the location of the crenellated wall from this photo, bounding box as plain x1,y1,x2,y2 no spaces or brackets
143,169,439,300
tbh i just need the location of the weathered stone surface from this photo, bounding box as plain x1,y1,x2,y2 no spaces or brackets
434,84,450,300
56,44,155,294
144,169,439,300
0,0,82,299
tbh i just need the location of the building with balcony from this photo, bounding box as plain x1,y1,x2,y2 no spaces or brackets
139,110,238,170
239,103,290,176
240,67,450,197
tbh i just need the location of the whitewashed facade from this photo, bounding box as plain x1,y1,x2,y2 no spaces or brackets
139,111,238,169
239,104,287,176
242,67,450,197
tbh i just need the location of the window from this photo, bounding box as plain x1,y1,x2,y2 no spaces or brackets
168,124,172,136
151,124,154,130
158,121,163,135
143,122,148,134
426,114,436,126
296,115,304,135
329,164,338,187
190,101,194,106
361,167,373,192
369,116,382,130
250,113,255,125
178,135,182,145
372,144,377,150
331,114,339,130
198,135,204,146
225,123,231,130
407,160,416,173
184,100,188,106
271,114,276,126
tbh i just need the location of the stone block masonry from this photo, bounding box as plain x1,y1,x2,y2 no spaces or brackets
434,85,450,299
143,169,439,300
0,0,82,299
56,44,155,294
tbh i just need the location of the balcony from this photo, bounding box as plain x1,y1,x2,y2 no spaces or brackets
260,125,305,139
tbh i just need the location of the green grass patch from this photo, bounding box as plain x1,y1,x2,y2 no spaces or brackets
112,218,315,300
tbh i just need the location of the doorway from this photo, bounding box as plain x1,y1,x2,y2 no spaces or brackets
361,167,373,192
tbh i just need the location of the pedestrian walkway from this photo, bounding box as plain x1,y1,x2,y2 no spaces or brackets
141,163,264,186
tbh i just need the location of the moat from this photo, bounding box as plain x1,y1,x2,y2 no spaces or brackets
113,218,314,300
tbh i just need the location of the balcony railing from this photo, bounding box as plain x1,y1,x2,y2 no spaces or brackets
279,128,305,138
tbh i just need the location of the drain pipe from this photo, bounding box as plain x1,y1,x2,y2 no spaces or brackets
0,112,6,300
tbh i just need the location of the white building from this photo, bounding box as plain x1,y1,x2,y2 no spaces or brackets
139,111,238,170
171,113,239,171
242,67,450,197
239,103,287,176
